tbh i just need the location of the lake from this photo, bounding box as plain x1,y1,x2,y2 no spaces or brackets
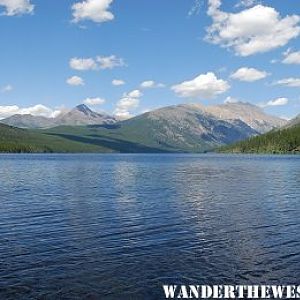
0,154,299,299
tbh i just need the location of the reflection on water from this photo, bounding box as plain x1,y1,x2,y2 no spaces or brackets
0,154,300,299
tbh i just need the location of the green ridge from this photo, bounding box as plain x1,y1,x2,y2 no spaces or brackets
218,124,300,154
0,124,113,153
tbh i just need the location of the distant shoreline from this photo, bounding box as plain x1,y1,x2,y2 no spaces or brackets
0,151,299,155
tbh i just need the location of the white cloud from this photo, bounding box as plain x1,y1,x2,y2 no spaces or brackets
0,0,34,16
51,111,63,118
70,57,97,71
140,80,165,89
112,79,125,86
114,89,142,119
1,84,13,93
70,55,124,71
96,55,125,69
0,104,61,119
261,97,289,108
274,78,300,88
235,0,258,8
224,96,239,104
206,0,300,56
72,0,114,23
83,97,106,106
282,49,300,64
140,80,155,88
66,76,85,86
127,89,142,98
171,72,229,99
267,97,288,106
230,67,269,82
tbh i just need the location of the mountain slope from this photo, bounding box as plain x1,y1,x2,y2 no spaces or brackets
285,114,300,128
0,124,116,153
119,105,258,151
1,114,56,129
218,119,300,154
188,102,286,133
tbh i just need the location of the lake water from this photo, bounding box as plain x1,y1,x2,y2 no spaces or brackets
0,154,299,299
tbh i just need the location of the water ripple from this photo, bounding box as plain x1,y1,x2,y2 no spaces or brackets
0,154,299,299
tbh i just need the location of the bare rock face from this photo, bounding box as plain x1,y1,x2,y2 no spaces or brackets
56,104,117,126
0,114,56,129
183,102,287,133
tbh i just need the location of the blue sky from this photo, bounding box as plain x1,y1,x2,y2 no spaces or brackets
0,0,299,119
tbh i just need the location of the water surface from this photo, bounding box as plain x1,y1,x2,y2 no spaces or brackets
0,154,299,299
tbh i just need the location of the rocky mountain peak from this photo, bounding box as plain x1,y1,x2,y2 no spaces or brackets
74,104,94,115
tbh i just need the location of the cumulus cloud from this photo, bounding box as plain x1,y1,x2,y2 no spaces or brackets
96,55,125,69
260,97,289,108
72,0,114,23
140,80,165,89
0,104,61,119
66,76,85,86
206,0,300,56
230,67,269,82
114,89,142,119
267,97,288,106
0,0,34,16
127,89,142,98
171,72,229,99
69,57,97,71
1,84,13,93
112,79,125,86
282,49,300,64
273,78,300,88
83,97,106,106
70,55,125,71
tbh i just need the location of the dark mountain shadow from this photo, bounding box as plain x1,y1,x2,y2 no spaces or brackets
87,124,121,129
87,134,185,153
45,133,174,153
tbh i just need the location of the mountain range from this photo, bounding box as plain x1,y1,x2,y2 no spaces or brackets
1,104,117,129
1,102,286,131
0,102,291,153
